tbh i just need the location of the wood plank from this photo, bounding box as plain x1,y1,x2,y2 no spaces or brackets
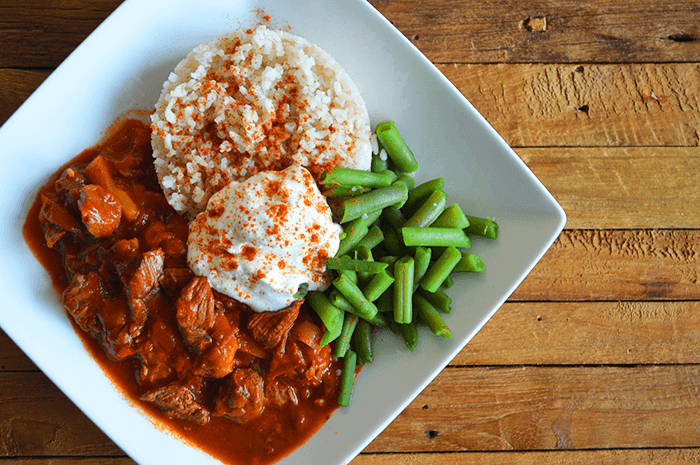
441,63,700,147
371,0,700,64
0,69,48,126
517,147,700,229
0,0,123,68
511,229,700,301
0,330,36,372
457,301,700,366
2,1,700,67
4,366,700,456
1,449,700,465
366,365,700,452
5,300,700,372
353,449,700,465
0,373,122,456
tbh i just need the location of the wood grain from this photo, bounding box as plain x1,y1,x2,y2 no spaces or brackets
367,365,700,452
353,449,700,465
0,0,123,68
2,0,700,67
0,373,121,456
2,450,700,465
0,69,48,125
512,229,700,301
443,63,700,147
458,301,700,365
370,0,700,64
518,147,700,229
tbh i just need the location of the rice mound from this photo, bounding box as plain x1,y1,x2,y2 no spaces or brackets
151,25,372,219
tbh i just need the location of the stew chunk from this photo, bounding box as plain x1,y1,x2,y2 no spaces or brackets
78,184,122,238
214,368,265,423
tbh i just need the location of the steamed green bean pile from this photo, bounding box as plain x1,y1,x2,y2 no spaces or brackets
308,121,499,406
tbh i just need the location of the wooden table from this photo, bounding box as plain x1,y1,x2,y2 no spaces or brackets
3,1,700,464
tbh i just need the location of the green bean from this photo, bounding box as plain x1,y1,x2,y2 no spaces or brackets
329,289,356,313
415,293,451,339
321,167,393,188
336,217,368,257
334,312,359,358
371,149,389,173
440,275,454,289
333,274,379,320
376,287,394,313
375,121,419,173
381,224,406,256
432,204,470,229
399,321,418,351
402,178,444,216
363,208,383,226
354,246,375,281
331,289,390,326
401,227,471,248
380,169,398,185
306,292,343,346
338,183,408,223
327,256,388,274
452,252,485,273
362,269,395,302
412,246,432,292
338,350,357,406
323,184,371,198
420,246,462,293
353,320,374,365
337,268,358,284
367,311,390,328
418,287,452,314
465,216,499,239
393,256,414,324
382,205,406,229
394,174,416,192
355,225,384,251
403,190,448,228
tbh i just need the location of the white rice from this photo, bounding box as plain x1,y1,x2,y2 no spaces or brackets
151,25,372,218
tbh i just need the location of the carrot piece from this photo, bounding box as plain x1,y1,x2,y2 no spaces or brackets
84,155,139,221
39,195,85,238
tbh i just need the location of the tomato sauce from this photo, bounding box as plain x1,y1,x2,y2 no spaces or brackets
22,118,342,465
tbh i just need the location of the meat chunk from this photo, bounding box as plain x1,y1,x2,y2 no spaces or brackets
194,311,238,379
265,377,299,408
160,267,193,297
118,249,164,337
54,167,87,215
213,368,265,424
176,277,217,354
135,314,192,386
62,272,105,338
247,299,301,349
141,377,210,425
43,222,68,249
79,184,122,238
176,277,239,379
62,272,135,361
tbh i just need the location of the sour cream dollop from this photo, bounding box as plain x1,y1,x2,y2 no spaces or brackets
187,164,342,312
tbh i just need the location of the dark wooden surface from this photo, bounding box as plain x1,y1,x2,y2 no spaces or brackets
2,0,700,464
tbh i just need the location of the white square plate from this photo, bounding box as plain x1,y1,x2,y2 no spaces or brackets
0,0,566,464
